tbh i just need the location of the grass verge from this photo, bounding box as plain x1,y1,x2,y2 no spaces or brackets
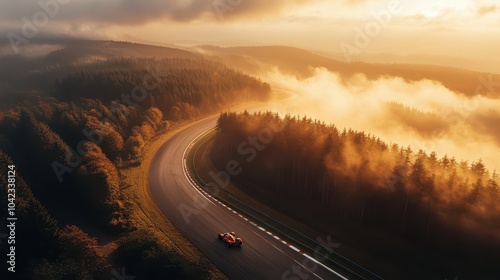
119,118,228,280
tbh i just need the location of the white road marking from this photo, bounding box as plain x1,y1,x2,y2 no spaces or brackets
289,245,300,253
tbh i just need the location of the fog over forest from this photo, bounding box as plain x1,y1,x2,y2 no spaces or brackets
265,67,500,173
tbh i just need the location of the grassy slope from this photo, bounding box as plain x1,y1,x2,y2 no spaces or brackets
119,119,228,280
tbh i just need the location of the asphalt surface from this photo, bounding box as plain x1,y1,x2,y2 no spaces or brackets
149,116,348,280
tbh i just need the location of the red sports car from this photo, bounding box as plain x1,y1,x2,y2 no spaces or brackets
218,232,243,247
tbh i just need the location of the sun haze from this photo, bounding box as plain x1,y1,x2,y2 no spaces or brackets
1,0,499,67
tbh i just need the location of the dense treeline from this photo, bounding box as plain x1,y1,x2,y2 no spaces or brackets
211,111,500,278
1,151,209,279
0,46,269,110
0,57,269,166
0,151,112,279
0,43,270,279
53,57,270,107
0,40,200,103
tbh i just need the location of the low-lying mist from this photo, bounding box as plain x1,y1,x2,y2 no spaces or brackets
265,67,500,173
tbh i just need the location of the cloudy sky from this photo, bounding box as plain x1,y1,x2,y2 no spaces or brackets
0,0,499,60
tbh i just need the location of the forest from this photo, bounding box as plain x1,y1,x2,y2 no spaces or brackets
210,111,500,279
0,42,270,279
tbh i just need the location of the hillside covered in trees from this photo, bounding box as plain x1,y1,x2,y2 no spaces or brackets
0,41,270,279
210,111,500,279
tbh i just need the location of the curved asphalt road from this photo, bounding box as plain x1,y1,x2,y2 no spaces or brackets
149,115,348,280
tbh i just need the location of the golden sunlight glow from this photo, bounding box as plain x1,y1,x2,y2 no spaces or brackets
420,9,440,18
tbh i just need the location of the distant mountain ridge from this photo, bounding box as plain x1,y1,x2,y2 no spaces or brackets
1,39,498,98
195,45,500,98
